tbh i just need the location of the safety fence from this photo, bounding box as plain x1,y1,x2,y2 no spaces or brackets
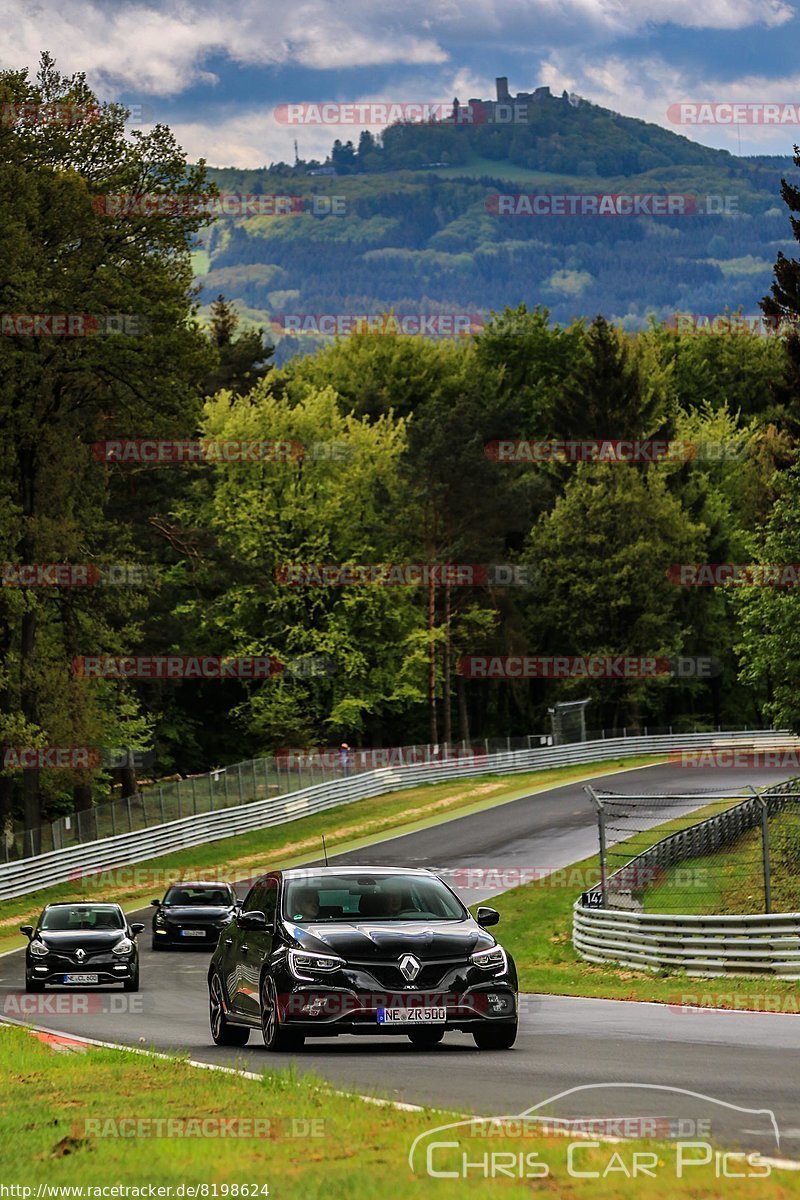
0,728,788,901
574,776,800,976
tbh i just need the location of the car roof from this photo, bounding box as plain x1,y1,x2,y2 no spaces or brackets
166,880,233,888
44,901,122,909
279,866,437,880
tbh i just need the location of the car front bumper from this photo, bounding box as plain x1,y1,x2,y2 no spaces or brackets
27,957,137,986
274,978,518,1035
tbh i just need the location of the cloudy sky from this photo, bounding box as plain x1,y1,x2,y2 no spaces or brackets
2,0,799,166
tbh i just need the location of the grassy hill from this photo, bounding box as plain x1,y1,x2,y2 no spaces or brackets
194,92,798,359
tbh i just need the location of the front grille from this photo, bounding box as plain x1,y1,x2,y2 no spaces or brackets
349,957,464,989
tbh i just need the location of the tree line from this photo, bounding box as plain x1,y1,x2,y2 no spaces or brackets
3,56,800,848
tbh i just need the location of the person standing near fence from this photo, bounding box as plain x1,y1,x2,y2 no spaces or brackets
340,743,351,774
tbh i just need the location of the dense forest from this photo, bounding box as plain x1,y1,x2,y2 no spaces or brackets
5,57,800,846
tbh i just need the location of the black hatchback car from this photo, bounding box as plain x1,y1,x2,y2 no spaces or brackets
207,866,518,1051
151,880,239,949
21,902,145,992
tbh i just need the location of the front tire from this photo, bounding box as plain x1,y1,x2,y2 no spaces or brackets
260,975,304,1051
25,977,44,993
472,1021,518,1050
123,967,139,993
209,972,250,1046
408,1027,445,1047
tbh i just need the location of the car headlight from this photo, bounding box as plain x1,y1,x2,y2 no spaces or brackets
288,950,345,979
470,945,507,972
112,938,134,957
154,913,166,926
29,939,49,958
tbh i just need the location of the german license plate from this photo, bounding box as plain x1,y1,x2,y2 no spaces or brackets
377,1007,446,1024
64,973,99,984
181,929,205,937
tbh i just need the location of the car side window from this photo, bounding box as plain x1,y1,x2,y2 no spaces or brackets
241,885,260,912
262,881,278,923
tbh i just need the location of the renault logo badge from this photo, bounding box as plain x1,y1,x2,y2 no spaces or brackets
399,954,421,982
75,949,86,961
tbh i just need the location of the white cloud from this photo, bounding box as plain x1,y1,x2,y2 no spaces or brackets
0,0,791,101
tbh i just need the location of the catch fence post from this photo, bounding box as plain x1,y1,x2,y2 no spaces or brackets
751,786,772,914
585,785,608,906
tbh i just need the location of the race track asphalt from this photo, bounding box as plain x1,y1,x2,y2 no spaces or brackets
2,760,797,1156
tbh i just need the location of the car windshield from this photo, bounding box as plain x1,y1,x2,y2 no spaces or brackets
283,874,467,923
40,906,124,931
163,886,232,906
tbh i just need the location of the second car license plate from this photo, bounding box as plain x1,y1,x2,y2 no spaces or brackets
181,929,205,937
64,973,99,984
377,1007,446,1024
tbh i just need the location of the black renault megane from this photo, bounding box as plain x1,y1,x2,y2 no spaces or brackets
151,880,239,949
207,866,518,1051
21,902,144,992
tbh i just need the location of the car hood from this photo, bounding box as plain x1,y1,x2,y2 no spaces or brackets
36,930,128,952
287,918,491,960
161,906,233,920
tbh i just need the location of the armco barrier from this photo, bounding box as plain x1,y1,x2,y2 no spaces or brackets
0,729,789,902
573,907,800,978
574,776,800,977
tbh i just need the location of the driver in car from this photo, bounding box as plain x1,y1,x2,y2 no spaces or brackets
385,885,410,917
291,889,320,921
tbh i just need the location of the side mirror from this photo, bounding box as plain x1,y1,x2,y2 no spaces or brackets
19,925,33,939
130,923,146,936
237,909,267,930
476,906,500,928
234,899,243,909
150,899,161,907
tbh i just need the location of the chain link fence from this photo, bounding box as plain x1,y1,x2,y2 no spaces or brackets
6,725,790,865
587,777,800,915
5,736,557,861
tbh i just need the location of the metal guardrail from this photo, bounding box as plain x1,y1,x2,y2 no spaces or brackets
0,728,787,902
573,907,800,978
8,723,771,861
574,776,800,976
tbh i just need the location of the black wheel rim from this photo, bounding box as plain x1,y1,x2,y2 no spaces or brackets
261,976,276,1045
210,975,224,1040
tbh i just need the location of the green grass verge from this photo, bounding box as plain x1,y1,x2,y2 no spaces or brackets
2,1024,796,1196
489,792,800,1009
644,802,800,918
0,756,659,958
